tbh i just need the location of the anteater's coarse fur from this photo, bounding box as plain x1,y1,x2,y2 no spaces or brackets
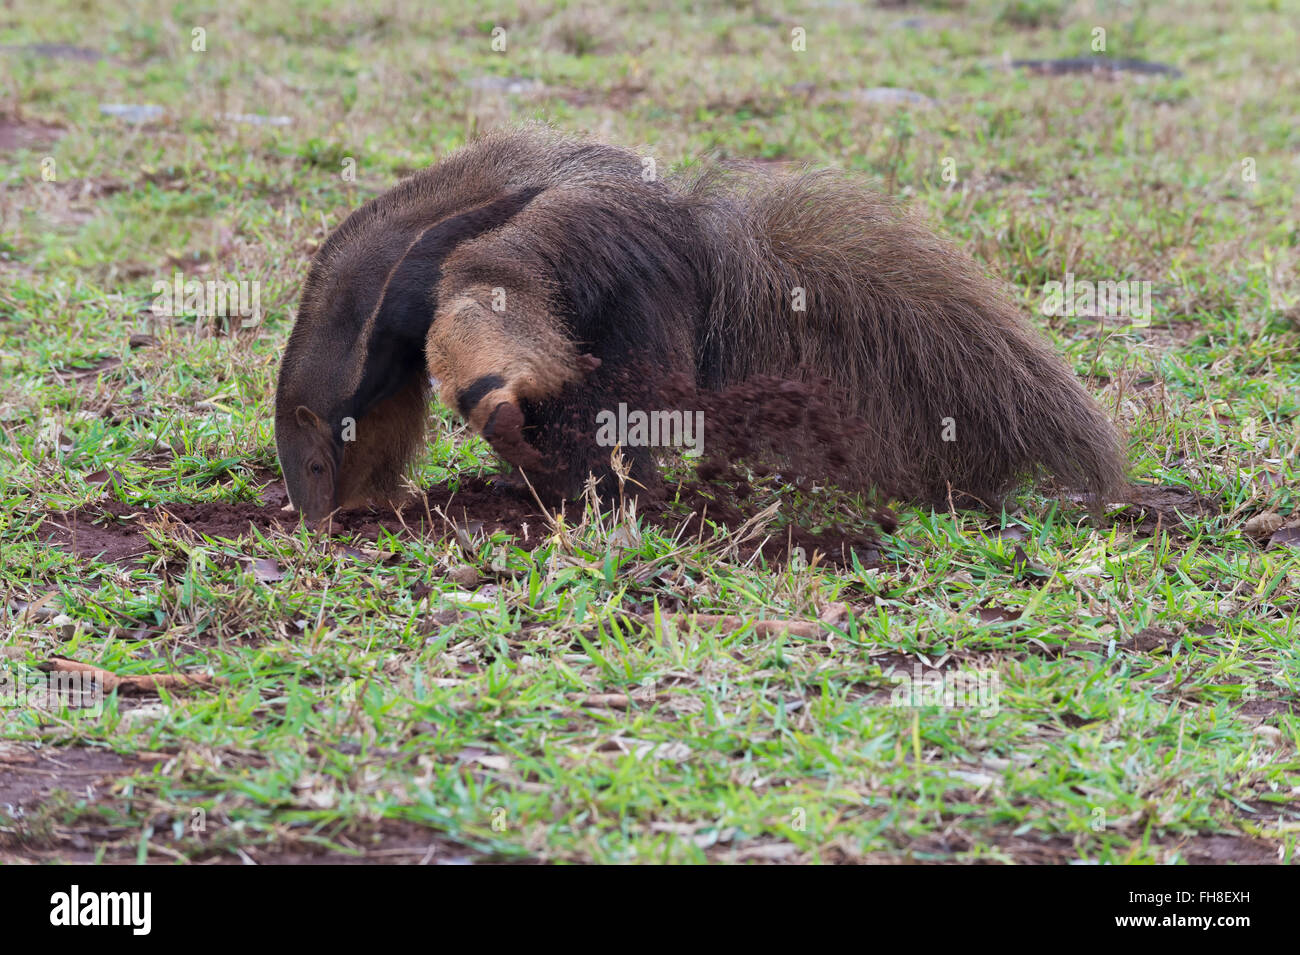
276,126,1126,522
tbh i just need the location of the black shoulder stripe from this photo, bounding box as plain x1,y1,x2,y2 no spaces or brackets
377,187,545,342
457,374,506,418
350,187,543,417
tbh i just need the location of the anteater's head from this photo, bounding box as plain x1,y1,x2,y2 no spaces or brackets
275,401,342,523
274,251,382,524
275,275,428,524
275,179,551,523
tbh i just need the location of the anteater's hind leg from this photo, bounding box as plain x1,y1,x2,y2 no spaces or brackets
426,284,603,493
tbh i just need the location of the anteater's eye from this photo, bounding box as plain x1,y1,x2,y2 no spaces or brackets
310,463,324,475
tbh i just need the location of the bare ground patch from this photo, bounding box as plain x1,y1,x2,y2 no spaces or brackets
40,470,889,568
40,476,544,564
0,113,62,152
0,743,165,820
889,830,1280,864
2,815,494,865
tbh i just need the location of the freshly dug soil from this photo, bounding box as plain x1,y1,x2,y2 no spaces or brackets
42,373,893,569
42,476,538,564
43,472,885,569
647,371,897,565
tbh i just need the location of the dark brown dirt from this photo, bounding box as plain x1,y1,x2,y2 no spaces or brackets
41,475,541,564
0,745,164,820
0,115,62,151
42,470,884,569
1177,834,1281,864
43,371,897,569
3,802,487,864
891,830,1278,864
1130,627,1176,653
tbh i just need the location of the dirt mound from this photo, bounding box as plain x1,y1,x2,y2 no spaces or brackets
638,372,896,565
43,471,884,569
660,371,894,492
43,373,894,569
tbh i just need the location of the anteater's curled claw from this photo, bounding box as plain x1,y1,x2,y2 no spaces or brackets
483,401,543,471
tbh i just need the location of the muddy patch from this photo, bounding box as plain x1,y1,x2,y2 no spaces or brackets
43,467,885,569
41,475,540,564
0,743,164,820
0,114,62,152
0,43,103,62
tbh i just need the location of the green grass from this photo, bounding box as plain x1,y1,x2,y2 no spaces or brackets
1,0,1297,863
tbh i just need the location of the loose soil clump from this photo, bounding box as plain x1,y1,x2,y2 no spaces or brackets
43,373,896,568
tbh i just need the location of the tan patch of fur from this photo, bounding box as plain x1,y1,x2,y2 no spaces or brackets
426,283,583,429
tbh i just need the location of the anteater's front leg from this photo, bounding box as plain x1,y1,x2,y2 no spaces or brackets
426,284,601,491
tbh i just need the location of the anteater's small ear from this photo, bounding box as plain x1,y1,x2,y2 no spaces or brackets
295,405,325,432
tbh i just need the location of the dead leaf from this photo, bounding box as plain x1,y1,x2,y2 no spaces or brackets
453,521,484,548
978,604,1021,624
40,657,225,695
1268,522,1300,550
1118,483,1218,522
84,468,124,487
817,601,851,628
1011,545,1048,579
250,558,283,583
446,565,480,587
1254,470,1283,490
1244,512,1284,539
11,593,58,623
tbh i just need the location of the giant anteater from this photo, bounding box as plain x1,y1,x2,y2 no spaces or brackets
276,127,1125,522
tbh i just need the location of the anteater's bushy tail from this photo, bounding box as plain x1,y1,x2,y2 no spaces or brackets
689,169,1127,506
